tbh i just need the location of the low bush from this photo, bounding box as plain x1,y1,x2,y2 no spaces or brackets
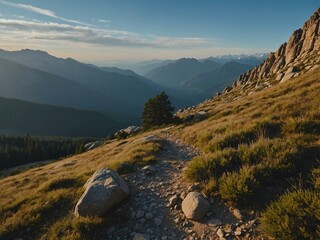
260,190,320,240
184,148,240,182
282,117,320,135
219,166,259,205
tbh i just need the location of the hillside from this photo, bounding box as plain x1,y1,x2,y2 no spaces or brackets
0,96,122,137
0,58,134,115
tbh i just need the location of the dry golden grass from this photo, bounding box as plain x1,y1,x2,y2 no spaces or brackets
0,134,162,239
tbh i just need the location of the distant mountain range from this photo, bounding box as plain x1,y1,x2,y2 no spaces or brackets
143,57,257,99
0,48,266,137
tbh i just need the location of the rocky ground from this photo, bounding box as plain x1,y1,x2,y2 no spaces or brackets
104,134,264,240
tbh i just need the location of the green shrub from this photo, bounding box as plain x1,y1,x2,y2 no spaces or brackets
312,168,320,190
260,190,320,240
282,118,320,135
185,148,240,182
219,166,258,205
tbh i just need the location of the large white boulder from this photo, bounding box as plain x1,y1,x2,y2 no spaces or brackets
75,168,130,217
182,192,210,220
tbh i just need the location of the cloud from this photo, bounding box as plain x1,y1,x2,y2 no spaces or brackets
0,18,215,48
0,0,92,26
98,19,110,23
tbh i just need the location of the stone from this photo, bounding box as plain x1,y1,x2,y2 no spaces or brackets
168,195,179,207
216,228,224,238
181,192,210,220
207,218,222,226
136,210,145,218
229,207,242,220
84,141,103,151
133,233,150,240
145,213,153,219
123,126,142,135
134,223,144,231
234,228,242,236
154,217,162,225
142,165,156,174
74,169,129,217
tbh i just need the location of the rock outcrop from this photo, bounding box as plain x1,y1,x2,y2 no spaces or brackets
74,168,130,217
181,192,210,220
234,8,320,88
84,141,103,151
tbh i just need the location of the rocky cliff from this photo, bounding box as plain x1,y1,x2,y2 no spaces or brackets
232,8,320,91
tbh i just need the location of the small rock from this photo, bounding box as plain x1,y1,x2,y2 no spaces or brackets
207,218,222,226
133,233,150,240
154,217,162,225
134,223,144,231
168,195,179,207
142,165,156,174
145,213,153,219
230,207,242,220
136,210,145,218
216,228,224,238
234,228,242,236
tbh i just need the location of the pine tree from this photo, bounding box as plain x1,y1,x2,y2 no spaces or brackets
142,91,174,129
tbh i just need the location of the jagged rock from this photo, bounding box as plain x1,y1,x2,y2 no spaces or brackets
115,126,142,138
275,73,284,81
84,141,103,151
181,192,210,220
280,72,296,83
74,169,130,217
234,8,320,89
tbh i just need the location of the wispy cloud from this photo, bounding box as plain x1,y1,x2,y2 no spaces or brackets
0,18,215,48
0,0,92,26
98,19,110,23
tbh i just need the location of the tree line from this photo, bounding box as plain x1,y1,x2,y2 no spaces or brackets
0,135,98,170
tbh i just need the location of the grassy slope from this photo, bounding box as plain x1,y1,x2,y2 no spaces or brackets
0,134,162,240
173,68,320,236
0,68,319,239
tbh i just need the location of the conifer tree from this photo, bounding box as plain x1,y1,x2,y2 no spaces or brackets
142,91,174,129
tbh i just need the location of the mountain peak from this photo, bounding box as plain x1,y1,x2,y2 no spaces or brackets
233,7,320,89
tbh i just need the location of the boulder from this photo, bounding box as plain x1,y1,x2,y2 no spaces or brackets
75,168,130,217
123,126,142,135
84,141,103,151
181,192,210,220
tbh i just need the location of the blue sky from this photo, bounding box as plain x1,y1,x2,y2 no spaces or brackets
0,0,318,64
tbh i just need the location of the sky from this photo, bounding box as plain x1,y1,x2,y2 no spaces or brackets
0,0,318,65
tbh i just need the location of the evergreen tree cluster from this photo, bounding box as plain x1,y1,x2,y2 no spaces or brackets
142,92,175,129
0,135,98,170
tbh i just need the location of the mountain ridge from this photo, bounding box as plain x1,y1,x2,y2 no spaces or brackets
233,8,320,89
